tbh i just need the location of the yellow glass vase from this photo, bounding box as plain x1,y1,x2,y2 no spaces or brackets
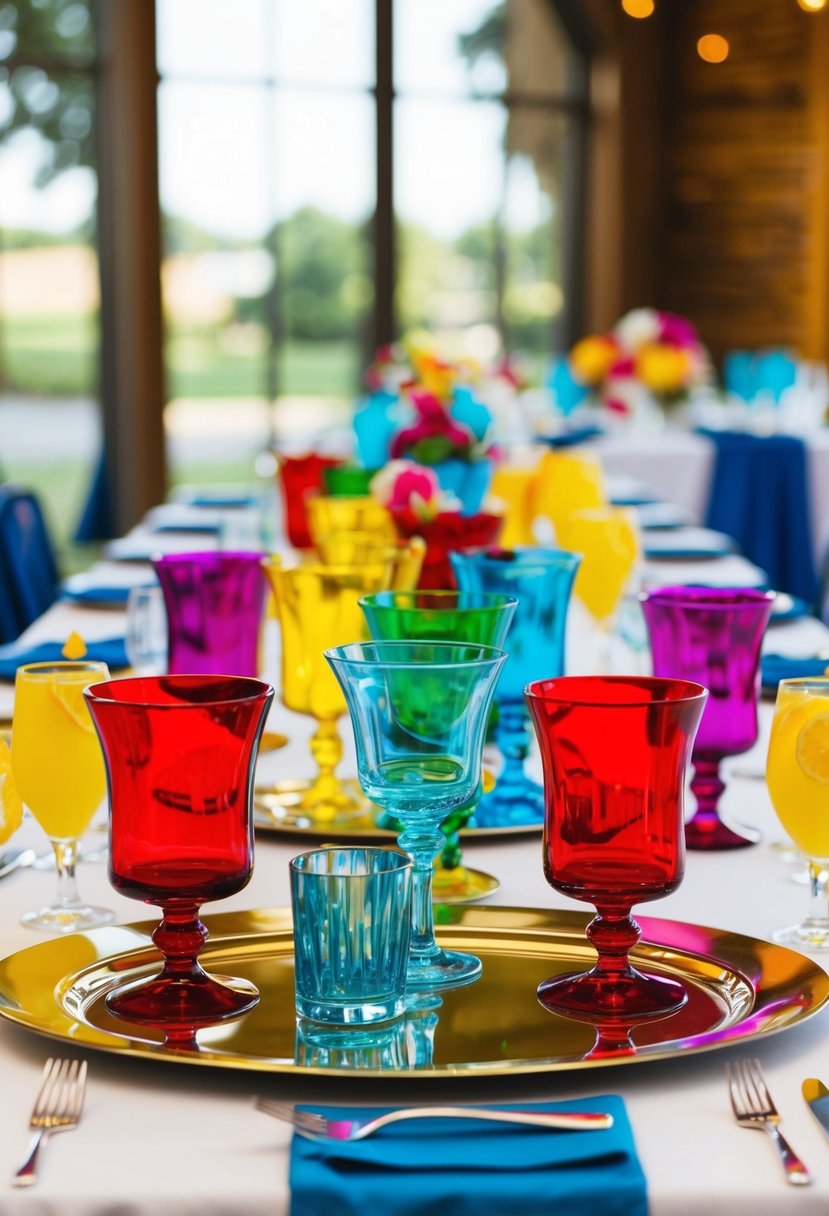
261,557,395,825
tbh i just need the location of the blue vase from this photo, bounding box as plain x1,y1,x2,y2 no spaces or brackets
353,390,400,469
450,546,581,827
432,457,492,515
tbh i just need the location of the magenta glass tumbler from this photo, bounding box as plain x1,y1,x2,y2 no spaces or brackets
84,674,273,1028
641,586,775,850
153,551,268,676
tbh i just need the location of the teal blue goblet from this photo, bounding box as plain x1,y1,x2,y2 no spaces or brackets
325,640,506,991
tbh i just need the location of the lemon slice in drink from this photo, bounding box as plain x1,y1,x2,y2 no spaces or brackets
795,712,829,784
0,737,23,844
49,673,96,734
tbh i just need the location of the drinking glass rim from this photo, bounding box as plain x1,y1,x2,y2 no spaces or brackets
290,846,412,877
154,550,266,566
16,660,110,679
455,546,581,568
525,674,708,708
324,640,507,669
83,673,274,708
776,677,829,692
358,590,519,612
640,584,776,608
261,556,392,578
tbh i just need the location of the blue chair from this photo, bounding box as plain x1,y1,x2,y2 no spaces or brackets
0,485,60,643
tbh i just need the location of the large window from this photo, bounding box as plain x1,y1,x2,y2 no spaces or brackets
156,0,586,478
0,1,586,556
0,0,102,565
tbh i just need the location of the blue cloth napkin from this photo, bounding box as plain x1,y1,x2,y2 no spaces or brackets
0,637,129,681
152,521,222,535
700,429,817,603
762,653,829,691
540,425,605,449
288,1096,647,1216
61,582,152,605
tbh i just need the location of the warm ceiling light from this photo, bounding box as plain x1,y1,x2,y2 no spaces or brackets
622,0,655,16
697,33,730,63
797,0,827,10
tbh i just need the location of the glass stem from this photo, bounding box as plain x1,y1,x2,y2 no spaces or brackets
805,861,829,930
306,717,344,807
52,839,83,910
493,699,530,802
689,756,725,822
398,820,444,964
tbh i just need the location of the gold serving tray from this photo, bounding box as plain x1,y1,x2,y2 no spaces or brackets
253,800,542,843
0,905,825,1078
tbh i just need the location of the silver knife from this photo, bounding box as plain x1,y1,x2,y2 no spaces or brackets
803,1078,829,1141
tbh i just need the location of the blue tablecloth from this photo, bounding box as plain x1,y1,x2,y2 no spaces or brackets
700,430,817,602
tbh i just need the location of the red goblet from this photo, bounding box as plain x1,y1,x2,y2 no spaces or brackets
84,674,273,1027
525,675,707,1020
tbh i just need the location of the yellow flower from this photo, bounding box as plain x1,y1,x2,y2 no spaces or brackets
636,343,692,394
570,336,618,385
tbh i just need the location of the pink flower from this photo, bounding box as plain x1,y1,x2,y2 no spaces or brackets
658,312,699,351
370,460,441,515
389,388,474,459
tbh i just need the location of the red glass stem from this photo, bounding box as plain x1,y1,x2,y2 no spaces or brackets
151,904,209,982
586,908,641,983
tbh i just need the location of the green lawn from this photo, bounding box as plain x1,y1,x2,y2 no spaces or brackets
4,315,362,400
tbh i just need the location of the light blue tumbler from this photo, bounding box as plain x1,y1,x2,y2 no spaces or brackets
290,846,413,1025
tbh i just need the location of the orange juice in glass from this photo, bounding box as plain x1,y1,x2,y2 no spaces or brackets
559,507,641,669
766,677,829,949
12,661,114,932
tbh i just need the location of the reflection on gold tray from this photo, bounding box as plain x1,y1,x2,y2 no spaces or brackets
253,797,542,842
0,905,825,1078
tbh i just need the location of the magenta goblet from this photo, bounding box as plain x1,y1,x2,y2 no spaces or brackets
526,675,707,1020
641,586,774,850
153,551,268,676
84,674,273,1027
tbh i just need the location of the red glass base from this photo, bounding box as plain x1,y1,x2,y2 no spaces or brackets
685,812,759,850
537,966,687,1020
105,968,259,1027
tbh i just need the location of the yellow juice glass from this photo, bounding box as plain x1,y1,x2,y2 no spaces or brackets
558,506,641,669
766,677,829,949
530,449,606,545
12,661,114,932
305,494,395,548
313,532,425,591
489,465,538,548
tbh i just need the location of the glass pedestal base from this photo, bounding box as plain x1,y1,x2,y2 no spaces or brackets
407,948,482,992
538,966,687,1020
21,902,115,934
254,777,375,828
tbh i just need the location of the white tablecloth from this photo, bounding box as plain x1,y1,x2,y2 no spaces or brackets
1,533,829,1213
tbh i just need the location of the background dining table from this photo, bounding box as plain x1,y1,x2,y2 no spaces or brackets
0,503,828,1215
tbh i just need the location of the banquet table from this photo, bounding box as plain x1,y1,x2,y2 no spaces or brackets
1,519,829,1214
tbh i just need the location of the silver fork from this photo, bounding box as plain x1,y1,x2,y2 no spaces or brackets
726,1057,812,1186
254,1097,613,1140
12,1058,88,1187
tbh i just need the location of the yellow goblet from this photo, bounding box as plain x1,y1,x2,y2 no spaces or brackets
314,532,426,591
260,556,395,825
558,506,641,670
305,494,395,548
530,449,606,545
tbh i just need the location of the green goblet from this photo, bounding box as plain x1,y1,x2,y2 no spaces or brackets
360,590,516,902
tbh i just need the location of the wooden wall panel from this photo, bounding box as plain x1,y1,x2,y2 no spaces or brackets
660,0,822,364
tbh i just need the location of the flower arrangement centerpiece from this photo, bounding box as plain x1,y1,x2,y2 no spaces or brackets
369,459,503,590
568,308,710,421
354,335,507,515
